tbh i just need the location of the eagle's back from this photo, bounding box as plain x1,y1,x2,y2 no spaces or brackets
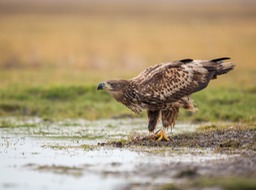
129,58,234,108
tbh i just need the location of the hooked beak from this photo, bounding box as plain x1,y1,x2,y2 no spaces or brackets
97,82,105,90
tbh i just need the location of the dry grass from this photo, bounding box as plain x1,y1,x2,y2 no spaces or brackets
0,1,255,88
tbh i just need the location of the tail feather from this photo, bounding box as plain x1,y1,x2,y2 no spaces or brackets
202,57,235,79
216,62,235,76
210,57,230,63
191,57,234,92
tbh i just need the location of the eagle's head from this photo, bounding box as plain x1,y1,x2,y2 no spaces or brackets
97,80,124,91
97,80,129,100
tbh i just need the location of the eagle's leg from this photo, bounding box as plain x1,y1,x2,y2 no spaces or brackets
147,110,160,138
157,107,179,141
157,110,171,141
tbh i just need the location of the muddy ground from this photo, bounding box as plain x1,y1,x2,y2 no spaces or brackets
0,118,255,190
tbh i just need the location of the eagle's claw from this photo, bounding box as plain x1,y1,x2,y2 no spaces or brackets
156,129,170,141
148,129,170,141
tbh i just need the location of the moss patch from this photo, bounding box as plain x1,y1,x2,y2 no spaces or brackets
160,177,256,190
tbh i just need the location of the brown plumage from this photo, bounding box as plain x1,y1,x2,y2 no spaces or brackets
97,57,235,141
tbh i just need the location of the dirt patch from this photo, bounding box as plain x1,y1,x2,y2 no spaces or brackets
99,127,256,151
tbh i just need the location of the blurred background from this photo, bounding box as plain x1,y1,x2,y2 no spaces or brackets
0,0,255,120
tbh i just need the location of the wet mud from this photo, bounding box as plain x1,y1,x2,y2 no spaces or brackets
100,126,256,150
0,118,255,190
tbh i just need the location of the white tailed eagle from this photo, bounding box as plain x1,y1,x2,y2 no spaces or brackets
97,57,235,141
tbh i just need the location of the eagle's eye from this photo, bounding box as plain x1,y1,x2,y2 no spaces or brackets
110,83,118,89
105,80,127,92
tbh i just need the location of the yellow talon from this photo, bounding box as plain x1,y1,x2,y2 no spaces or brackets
157,129,170,141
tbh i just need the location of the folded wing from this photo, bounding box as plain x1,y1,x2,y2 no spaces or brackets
132,58,234,103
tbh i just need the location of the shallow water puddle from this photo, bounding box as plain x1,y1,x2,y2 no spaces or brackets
0,118,237,190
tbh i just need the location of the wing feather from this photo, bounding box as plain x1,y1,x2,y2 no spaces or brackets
132,60,210,103
131,61,183,84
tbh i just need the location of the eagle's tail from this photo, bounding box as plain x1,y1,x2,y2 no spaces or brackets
204,57,235,79
211,57,235,76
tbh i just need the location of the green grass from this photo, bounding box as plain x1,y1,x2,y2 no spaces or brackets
0,84,255,122
184,87,256,122
0,85,126,119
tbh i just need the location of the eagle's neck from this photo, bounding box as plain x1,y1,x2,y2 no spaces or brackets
109,81,142,114
120,82,143,114
111,83,132,103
